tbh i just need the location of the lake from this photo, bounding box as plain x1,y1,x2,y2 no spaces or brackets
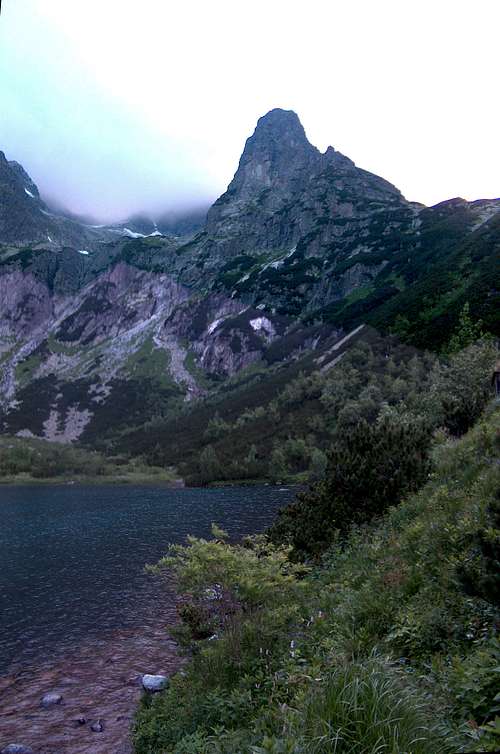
0,484,295,753
0,484,294,673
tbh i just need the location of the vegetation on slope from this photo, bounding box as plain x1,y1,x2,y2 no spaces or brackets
134,398,500,753
319,206,500,349
0,435,175,484
121,331,437,485
269,335,496,559
119,316,496,488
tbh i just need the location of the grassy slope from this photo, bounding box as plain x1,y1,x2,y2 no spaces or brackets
133,403,500,753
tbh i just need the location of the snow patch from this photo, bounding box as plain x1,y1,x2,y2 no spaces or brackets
259,245,297,274
24,188,35,199
207,317,224,335
47,235,53,243
123,227,146,238
77,249,90,255
122,227,163,238
249,316,273,333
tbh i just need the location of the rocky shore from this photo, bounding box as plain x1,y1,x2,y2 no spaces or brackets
0,610,182,753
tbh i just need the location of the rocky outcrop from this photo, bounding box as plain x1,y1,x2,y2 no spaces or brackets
176,109,415,309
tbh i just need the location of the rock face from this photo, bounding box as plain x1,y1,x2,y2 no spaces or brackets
0,151,46,245
178,108,416,316
207,109,320,234
206,108,403,254
141,673,169,692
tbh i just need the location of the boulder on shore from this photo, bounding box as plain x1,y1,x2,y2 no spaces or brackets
141,673,169,692
41,692,63,707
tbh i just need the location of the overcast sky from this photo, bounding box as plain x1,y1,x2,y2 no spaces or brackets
0,0,498,221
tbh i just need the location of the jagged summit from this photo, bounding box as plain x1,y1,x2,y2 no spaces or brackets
7,159,41,199
0,150,47,244
207,109,318,220
249,108,312,149
204,107,407,262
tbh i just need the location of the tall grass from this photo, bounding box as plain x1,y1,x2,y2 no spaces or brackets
288,656,454,754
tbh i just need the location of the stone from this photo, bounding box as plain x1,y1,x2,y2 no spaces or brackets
41,691,63,707
141,673,169,692
90,719,104,732
76,716,86,725
1,746,35,754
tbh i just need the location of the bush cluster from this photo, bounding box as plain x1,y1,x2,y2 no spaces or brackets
270,337,497,557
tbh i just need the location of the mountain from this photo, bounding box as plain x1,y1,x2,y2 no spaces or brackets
0,151,117,250
170,110,499,341
174,109,417,313
0,109,498,450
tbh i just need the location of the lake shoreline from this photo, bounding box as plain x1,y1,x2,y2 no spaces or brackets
0,474,184,487
0,592,183,754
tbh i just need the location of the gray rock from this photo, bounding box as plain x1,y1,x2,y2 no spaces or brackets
41,691,63,707
90,719,104,732
1,745,35,754
141,673,169,692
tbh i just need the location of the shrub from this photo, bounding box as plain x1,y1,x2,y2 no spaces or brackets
269,445,289,484
198,445,223,482
270,408,432,558
426,339,497,435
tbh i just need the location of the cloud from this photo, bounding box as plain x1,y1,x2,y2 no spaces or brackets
0,0,498,221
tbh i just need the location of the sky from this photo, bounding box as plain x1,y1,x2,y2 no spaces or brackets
0,0,499,222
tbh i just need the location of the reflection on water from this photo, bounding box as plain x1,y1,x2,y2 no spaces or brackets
0,484,293,673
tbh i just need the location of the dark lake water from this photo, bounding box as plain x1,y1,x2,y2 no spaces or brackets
0,484,294,674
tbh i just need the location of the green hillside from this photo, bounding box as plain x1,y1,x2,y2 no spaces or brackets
133,398,500,753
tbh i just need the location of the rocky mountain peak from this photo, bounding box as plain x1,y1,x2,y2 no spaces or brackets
206,109,319,231
204,108,406,259
0,151,48,244
229,108,318,195
249,108,312,150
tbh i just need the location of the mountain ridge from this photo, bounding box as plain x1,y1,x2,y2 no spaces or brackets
0,108,498,447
